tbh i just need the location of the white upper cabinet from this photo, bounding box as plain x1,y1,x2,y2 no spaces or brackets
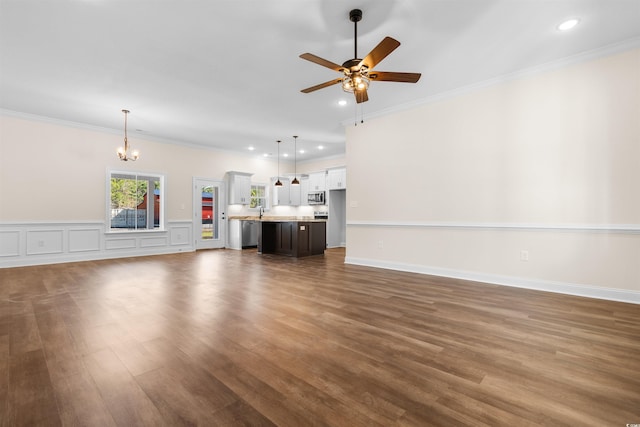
308,171,327,191
227,172,253,205
290,179,301,206
271,177,290,206
272,176,308,206
289,177,309,206
299,178,309,206
327,168,347,190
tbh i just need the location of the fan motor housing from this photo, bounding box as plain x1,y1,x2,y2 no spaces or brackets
349,9,362,23
342,58,363,72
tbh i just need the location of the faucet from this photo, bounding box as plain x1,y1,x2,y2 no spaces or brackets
259,206,264,219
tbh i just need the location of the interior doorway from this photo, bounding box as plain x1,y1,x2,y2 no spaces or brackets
328,189,346,248
193,178,226,250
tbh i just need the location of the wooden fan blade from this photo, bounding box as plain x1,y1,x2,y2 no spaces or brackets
301,78,343,93
369,71,421,83
299,53,345,72
359,37,401,70
355,88,368,104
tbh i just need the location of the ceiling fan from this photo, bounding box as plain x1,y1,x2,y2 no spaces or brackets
299,8,421,104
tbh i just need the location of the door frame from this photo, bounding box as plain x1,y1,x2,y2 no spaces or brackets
193,177,226,250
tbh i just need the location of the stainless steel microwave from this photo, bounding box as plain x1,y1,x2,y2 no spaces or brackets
307,191,325,205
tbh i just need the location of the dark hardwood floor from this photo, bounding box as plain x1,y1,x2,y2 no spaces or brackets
1,248,639,426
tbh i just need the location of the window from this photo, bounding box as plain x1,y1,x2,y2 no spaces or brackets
250,183,267,209
109,171,164,231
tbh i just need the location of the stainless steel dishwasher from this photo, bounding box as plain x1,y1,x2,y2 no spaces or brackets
241,220,258,248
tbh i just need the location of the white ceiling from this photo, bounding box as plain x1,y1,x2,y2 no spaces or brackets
1,0,639,161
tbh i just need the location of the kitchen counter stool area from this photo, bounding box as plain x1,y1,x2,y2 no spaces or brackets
259,220,326,257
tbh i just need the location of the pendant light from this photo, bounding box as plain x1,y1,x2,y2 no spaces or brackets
274,140,283,187
291,135,300,185
116,109,139,161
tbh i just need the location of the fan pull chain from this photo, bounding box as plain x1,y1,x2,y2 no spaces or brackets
354,103,365,126
354,102,357,126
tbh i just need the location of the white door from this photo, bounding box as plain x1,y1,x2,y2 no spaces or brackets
194,178,226,249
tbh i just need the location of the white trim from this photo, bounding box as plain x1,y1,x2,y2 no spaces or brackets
26,229,64,255
0,220,105,226
0,220,194,268
140,236,169,248
345,37,640,125
344,256,640,305
297,153,347,165
193,177,227,250
107,169,166,233
0,109,125,136
105,238,137,250
0,230,20,257
347,220,640,234
105,229,168,235
0,108,297,160
170,226,191,246
68,228,101,253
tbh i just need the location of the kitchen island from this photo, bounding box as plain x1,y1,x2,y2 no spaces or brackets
259,219,326,257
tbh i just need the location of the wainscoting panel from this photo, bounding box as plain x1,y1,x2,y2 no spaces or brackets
105,238,137,251
170,226,191,246
69,228,101,253
0,220,195,268
0,230,20,257
26,229,63,255
140,236,169,248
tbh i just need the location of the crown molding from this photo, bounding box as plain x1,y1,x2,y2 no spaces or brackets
345,37,640,126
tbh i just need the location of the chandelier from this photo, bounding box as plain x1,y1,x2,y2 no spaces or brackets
117,109,139,161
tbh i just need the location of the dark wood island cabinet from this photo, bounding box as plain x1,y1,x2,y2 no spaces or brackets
259,220,326,257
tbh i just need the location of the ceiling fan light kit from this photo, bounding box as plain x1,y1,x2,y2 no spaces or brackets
342,70,370,93
299,8,421,104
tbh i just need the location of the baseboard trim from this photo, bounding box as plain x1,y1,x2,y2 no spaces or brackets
0,246,196,268
344,256,640,305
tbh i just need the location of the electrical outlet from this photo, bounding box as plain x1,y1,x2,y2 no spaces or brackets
378,240,384,248
520,250,529,261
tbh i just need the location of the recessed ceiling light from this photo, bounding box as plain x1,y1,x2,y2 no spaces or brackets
248,146,255,151
283,153,289,157
318,145,324,150
299,150,305,154
557,18,579,31
338,99,347,106
263,153,269,157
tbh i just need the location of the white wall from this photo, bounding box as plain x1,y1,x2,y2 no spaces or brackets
0,113,295,266
0,114,290,221
345,48,640,303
